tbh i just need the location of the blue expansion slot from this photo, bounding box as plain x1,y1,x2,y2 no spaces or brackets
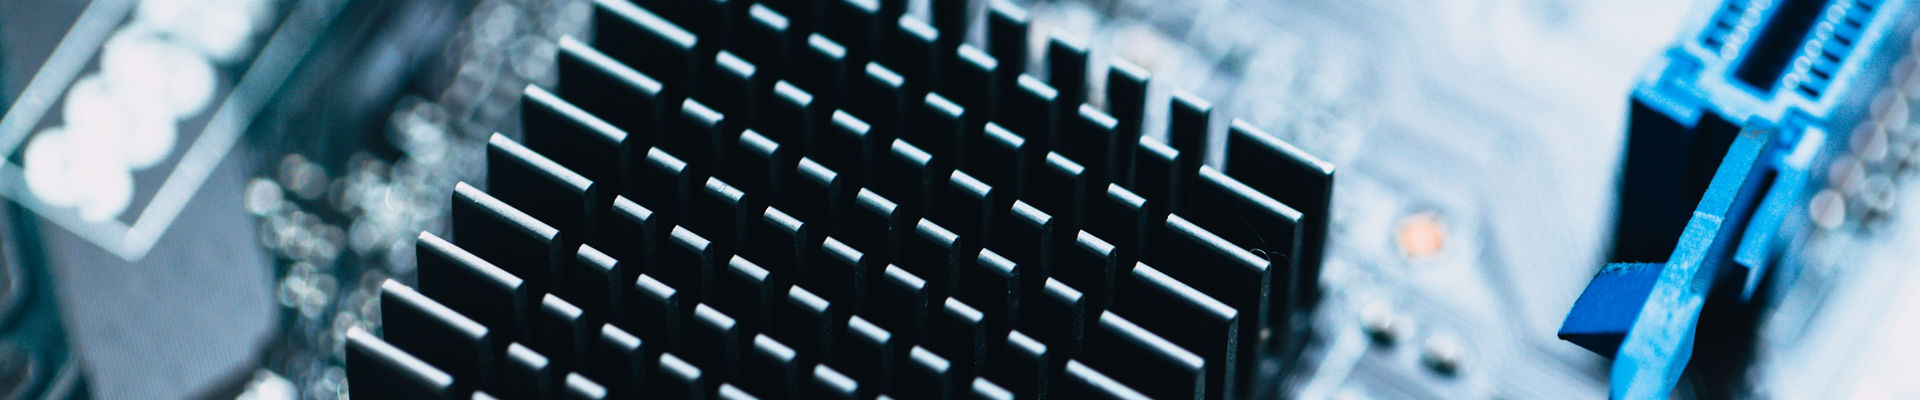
1560,0,1919,398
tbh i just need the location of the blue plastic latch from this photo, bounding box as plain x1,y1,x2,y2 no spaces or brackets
1558,262,1665,357
1562,126,1773,400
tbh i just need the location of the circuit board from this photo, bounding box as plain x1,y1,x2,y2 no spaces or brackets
5,0,1920,398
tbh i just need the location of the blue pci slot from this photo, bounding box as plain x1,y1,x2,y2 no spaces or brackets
1561,0,1919,398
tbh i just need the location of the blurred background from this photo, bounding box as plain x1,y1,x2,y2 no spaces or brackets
1,0,1918,398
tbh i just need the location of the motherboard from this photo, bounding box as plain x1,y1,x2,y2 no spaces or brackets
3,0,1919,398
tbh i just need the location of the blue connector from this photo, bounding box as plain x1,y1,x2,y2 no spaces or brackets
1562,0,1919,398
1564,126,1772,399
